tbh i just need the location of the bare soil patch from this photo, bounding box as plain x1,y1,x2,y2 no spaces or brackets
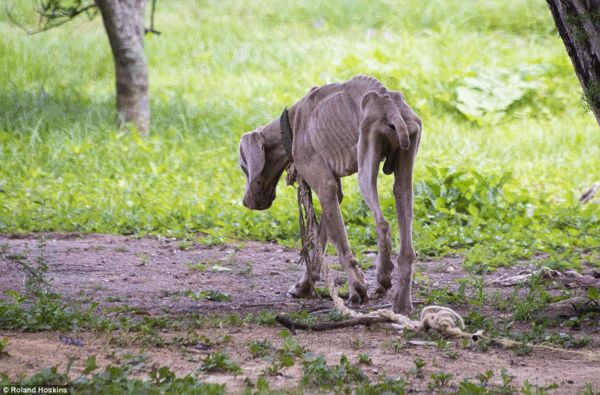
1,233,599,393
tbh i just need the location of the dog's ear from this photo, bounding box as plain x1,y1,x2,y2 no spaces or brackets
239,130,265,177
361,90,380,111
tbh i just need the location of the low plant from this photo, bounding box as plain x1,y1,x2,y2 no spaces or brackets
198,351,241,375
1,356,226,394
0,337,8,356
411,358,427,379
357,353,372,365
428,371,454,392
186,290,231,302
301,355,367,390
248,339,273,359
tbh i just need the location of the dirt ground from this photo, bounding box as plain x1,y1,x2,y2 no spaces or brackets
0,233,599,393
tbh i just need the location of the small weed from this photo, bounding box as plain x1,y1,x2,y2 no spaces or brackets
520,380,559,395
119,354,147,374
187,262,208,272
412,358,426,379
315,287,330,298
420,287,465,306
0,337,9,356
477,370,494,386
3,240,50,296
359,261,374,270
357,353,372,365
500,369,517,393
281,310,316,327
301,355,367,389
473,337,492,352
464,310,496,335
500,275,552,322
579,383,599,395
248,340,273,359
545,332,592,349
326,310,347,322
198,351,241,375
178,240,195,251
428,371,453,392
355,377,409,394
105,296,125,303
587,287,600,302
196,334,232,348
247,311,277,326
456,275,487,305
435,339,451,351
278,331,306,359
186,290,231,302
350,336,363,350
262,331,306,376
255,376,270,392
337,282,350,298
135,252,150,266
511,342,533,356
330,263,343,271
384,339,407,353
196,313,243,327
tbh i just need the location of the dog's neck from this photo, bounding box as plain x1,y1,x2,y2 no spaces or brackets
260,108,294,172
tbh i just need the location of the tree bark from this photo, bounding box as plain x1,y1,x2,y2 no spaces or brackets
95,0,150,133
547,0,600,127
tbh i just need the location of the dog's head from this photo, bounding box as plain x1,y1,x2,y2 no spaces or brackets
239,127,279,210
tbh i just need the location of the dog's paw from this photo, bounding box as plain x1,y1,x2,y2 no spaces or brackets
349,281,369,305
371,285,390,300
287,281,314,299
392,292,413,315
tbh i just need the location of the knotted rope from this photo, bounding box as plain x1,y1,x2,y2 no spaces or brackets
286,164,320,292
322,255,471,338
285,171,600,361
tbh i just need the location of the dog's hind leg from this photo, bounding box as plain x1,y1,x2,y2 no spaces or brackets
392,132,420,314
297,159,368,304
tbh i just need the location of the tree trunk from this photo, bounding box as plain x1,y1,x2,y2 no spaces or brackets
95,0,150,133
547,0,600,127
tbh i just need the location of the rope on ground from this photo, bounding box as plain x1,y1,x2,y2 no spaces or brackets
284,171,600,361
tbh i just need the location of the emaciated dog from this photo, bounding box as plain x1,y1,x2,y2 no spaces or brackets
239,75,421,314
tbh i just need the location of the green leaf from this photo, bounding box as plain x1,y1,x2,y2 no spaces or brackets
587,287,600,301
82,356,97,375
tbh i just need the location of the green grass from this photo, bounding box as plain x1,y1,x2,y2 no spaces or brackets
0,0,598,269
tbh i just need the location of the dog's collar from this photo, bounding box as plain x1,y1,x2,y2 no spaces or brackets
280,108,294,162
